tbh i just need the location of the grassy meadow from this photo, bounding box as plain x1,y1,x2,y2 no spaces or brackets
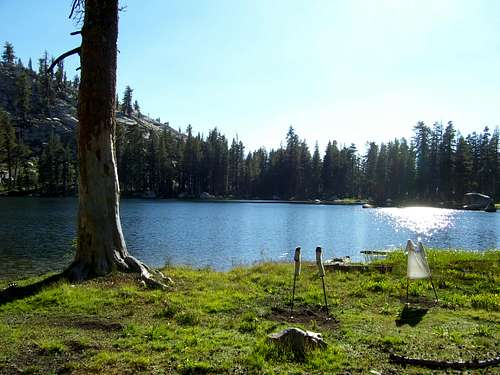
0,249,498,374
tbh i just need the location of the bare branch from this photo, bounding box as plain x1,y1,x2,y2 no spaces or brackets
69,0,83,19
48,47,81,73
69,0,85,25
70,30,82,36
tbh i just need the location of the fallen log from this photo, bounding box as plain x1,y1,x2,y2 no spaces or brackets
390,352,500,370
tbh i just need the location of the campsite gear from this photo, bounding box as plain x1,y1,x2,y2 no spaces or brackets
406,240,438,303
316,246,329,314
290,247,301,317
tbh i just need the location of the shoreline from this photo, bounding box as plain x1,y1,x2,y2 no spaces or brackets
0,249,498,374
2,194,499,211
2,248,499,282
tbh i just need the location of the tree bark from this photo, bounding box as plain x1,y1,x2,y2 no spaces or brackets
65,0,166,288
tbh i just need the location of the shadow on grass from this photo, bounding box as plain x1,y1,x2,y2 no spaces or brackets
395,305,429,327
0,273,64,306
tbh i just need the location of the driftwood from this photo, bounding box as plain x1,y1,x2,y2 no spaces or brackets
390,352,500,370
324,263,392,273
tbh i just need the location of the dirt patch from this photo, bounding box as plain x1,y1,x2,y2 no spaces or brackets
83,272,138,288
399,296,438,308
72,319,123,331
0,343,78,375
268,306,339,330
43,316,124,332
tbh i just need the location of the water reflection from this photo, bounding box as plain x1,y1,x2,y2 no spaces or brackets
374,207,455,237
0,198,498,279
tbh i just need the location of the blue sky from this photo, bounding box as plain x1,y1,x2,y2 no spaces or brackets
1,0,499,152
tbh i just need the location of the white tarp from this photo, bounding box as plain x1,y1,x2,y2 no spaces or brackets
406,240,431,279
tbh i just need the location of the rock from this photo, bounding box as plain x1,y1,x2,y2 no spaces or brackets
140,190,156,199
0,63,183,152
268,327,327,360
199,191,214,199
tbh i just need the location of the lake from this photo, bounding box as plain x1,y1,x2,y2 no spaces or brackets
0,198,498,280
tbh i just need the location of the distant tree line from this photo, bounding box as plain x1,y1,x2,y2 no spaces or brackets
1,41,499,202
117,122,497,203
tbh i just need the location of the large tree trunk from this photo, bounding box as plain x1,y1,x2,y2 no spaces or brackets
65,0,165,287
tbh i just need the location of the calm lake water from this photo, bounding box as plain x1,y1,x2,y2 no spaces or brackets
0,198,499,280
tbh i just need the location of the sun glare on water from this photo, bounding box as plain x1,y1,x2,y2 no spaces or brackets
375,207,455,237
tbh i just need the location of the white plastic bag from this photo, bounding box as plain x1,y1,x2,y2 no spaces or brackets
406,240,431,279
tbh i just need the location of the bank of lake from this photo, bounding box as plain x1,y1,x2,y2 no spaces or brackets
0,249,498,374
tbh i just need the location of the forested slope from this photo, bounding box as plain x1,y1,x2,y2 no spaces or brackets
1,41,498,202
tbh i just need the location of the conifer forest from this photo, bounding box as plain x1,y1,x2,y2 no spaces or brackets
0,41,498,204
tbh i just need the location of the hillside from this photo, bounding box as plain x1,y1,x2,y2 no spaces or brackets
0,55,184,197
0,62,180,151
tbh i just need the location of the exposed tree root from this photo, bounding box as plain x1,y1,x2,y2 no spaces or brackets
390,352,500,370
63,255,172,290
0,257,171,306
124,256,172,290
0,274,64,306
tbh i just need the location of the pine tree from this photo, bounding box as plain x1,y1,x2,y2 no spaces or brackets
284,126,300,198
15,70,32,125
429,121,443,199
36,51,53,115
122,85,133,116
133,100,141,117
344,143,359,198
297,140,312,198
400,138,416,199
440,121,456,200
454,135,473,198
228,137,245,195
2,42,15,64
413,121,431,199
490,128,500,199
374,143,388,201
467,132,481,192
310,142,322,197
322,141,334,197
55,60,65,91
0,109,17,188
362,142,378,199
38,132,64,195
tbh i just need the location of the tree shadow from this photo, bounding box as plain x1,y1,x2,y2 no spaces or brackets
0,273,64,307
395,304,429,327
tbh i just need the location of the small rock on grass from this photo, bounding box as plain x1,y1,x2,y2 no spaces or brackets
268,327,327,360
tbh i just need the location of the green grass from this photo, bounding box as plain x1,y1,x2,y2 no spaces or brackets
0,249,499,374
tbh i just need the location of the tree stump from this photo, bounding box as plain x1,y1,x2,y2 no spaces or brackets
268,327,327,360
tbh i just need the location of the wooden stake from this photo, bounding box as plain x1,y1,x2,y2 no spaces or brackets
290,247,301,318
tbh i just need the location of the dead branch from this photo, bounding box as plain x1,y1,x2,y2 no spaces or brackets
69,0,83,19
48,47,81,73
390,352,500,370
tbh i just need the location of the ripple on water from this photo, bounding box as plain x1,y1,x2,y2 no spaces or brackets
374,207,456,237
